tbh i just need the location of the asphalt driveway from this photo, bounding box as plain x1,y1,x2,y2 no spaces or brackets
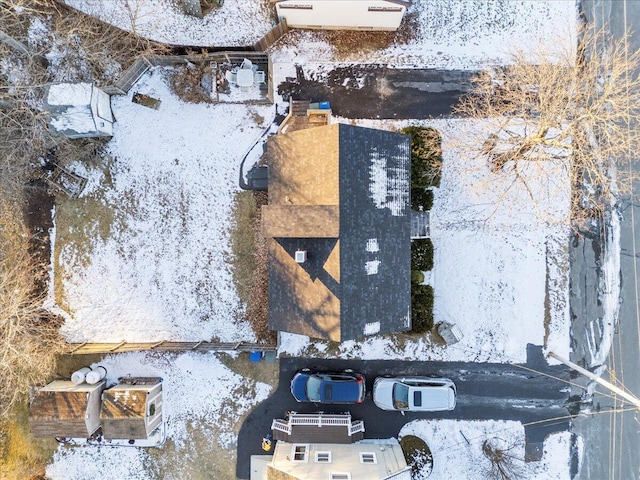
277,65,474,119
236,345,573,479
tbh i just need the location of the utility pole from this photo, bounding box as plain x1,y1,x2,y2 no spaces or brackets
548,351,640,409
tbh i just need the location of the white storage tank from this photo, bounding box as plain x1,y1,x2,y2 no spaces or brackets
71,367,92,385
86,366,107,385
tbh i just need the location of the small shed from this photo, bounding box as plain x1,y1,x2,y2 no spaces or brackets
45,82,114,138
29,380,106,438
100,377,163,440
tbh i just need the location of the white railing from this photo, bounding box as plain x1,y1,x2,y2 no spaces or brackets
348,420,365,436
289,414,352,427
271,419,292,434
272,413,362,435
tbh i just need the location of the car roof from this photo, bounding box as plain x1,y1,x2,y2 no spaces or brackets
408,384,455,410
292,371,363,403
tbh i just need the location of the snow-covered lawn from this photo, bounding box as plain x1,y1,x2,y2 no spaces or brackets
64,0,275,47
45,352,272,480
399,419,579,479
50,68,274,342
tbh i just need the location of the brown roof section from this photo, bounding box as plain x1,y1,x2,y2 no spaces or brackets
30,380,105,438
101,389,148,419
100,378,162,440
262,205,339,238
269,239,341,341
266,124,340,206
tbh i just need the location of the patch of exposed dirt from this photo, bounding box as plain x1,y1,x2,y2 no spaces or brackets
22,180,55,294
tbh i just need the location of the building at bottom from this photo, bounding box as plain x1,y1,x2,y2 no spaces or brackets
251,413,411,480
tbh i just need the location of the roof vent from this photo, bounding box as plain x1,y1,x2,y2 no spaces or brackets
295,250,307,263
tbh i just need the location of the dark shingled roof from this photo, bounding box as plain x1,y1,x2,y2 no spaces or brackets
29,380,105,438
264,123,411,342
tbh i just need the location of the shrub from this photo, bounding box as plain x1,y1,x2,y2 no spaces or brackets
411,187,434,211
401,126,443,188
400,435,434,479
411,238,433,271
411,284,434,333
411,270,425,285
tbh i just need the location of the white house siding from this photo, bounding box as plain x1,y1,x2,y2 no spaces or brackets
275,0,408,31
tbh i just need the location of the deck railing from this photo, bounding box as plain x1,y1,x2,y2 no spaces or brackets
271,414,364,436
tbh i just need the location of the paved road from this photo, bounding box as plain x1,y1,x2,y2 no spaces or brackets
236,345,571,479
572,1,640,479
277,65,474,119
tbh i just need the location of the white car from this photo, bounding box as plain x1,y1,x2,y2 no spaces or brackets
373,376,457,413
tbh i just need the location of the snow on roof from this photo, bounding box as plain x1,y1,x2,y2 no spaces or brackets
47,82,93,105
49,105,97,135
368,146,410,216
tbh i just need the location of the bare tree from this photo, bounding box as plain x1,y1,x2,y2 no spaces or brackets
482,437,524,480
0,199,66,420
455,26,640,228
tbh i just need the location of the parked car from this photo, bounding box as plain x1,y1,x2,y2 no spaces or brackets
373,376,456,413
290,369,366,404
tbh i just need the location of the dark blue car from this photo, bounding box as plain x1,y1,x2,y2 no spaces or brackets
290,369,366,404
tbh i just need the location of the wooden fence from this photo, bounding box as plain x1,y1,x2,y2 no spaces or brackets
253,19,289,52
66,341,277,355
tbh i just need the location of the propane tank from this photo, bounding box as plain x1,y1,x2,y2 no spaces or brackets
85,366,107,384
71,367,91,385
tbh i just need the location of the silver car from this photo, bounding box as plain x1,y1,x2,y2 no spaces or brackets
373,376,457,413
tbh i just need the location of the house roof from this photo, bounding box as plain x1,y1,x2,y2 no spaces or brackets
264,123,411,342
266,439,410,480
266,467,299,480
101,388,149,419
100,377,162,440
29,380,105,438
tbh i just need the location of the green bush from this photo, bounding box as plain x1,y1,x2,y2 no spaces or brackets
401,126,443,188
411,284,434,333
411,238,433,271
411,188,434,211
411,269,425,285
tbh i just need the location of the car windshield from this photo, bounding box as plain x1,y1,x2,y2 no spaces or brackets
392,382,409,409
306,376,322,401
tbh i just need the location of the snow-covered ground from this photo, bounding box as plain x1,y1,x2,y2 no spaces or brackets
273,0,577,69
399,420,579,479
64,0,275,47
50,68,273,342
